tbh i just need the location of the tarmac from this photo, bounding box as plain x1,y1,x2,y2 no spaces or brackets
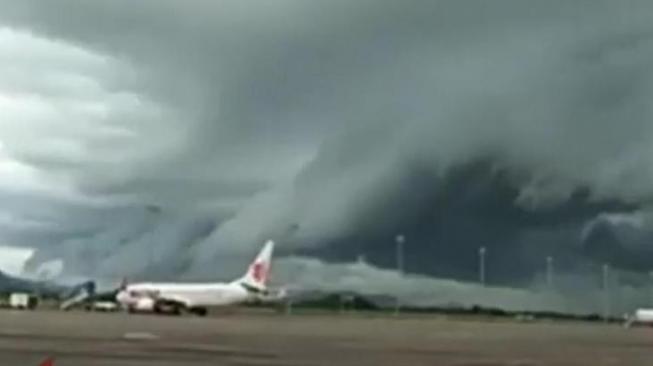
0,310,652,366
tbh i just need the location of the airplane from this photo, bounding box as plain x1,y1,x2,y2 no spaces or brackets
116,240,275,316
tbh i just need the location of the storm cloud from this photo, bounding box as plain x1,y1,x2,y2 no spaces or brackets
1,1,653,312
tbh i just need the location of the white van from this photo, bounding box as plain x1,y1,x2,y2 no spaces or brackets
9,293,37,310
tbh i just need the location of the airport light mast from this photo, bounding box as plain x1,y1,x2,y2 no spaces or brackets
602,263,611,321
649,271,653,306
478,246,487,286
546,256,554,289
395,234,405,316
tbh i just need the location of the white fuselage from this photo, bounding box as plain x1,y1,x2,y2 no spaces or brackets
117,281,251,310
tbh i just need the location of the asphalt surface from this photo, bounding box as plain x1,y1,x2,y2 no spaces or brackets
0,310,652,366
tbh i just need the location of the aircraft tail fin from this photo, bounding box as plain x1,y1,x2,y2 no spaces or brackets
235,240,274,291
59,281,96,311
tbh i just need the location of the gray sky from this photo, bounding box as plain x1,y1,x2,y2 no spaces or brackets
1,1,653,311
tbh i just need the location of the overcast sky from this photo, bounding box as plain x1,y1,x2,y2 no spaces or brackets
1,1,653,311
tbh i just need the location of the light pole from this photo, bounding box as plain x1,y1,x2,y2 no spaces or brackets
479,246,487,286
395,234,405,316
602,263,611,321
145,205,161,272
546,256,554,289
649,271,653,306
285,298,293,316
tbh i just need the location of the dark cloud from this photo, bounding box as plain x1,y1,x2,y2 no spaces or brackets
1,1,653,312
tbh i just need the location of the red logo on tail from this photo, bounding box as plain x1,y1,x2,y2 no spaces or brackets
252,262,267,283
40,358,54,366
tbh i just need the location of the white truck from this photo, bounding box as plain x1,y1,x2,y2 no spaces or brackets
9,293,37,310
89,301,119,312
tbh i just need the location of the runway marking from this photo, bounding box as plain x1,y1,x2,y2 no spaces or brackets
0,329,31,337
122,332,159,340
